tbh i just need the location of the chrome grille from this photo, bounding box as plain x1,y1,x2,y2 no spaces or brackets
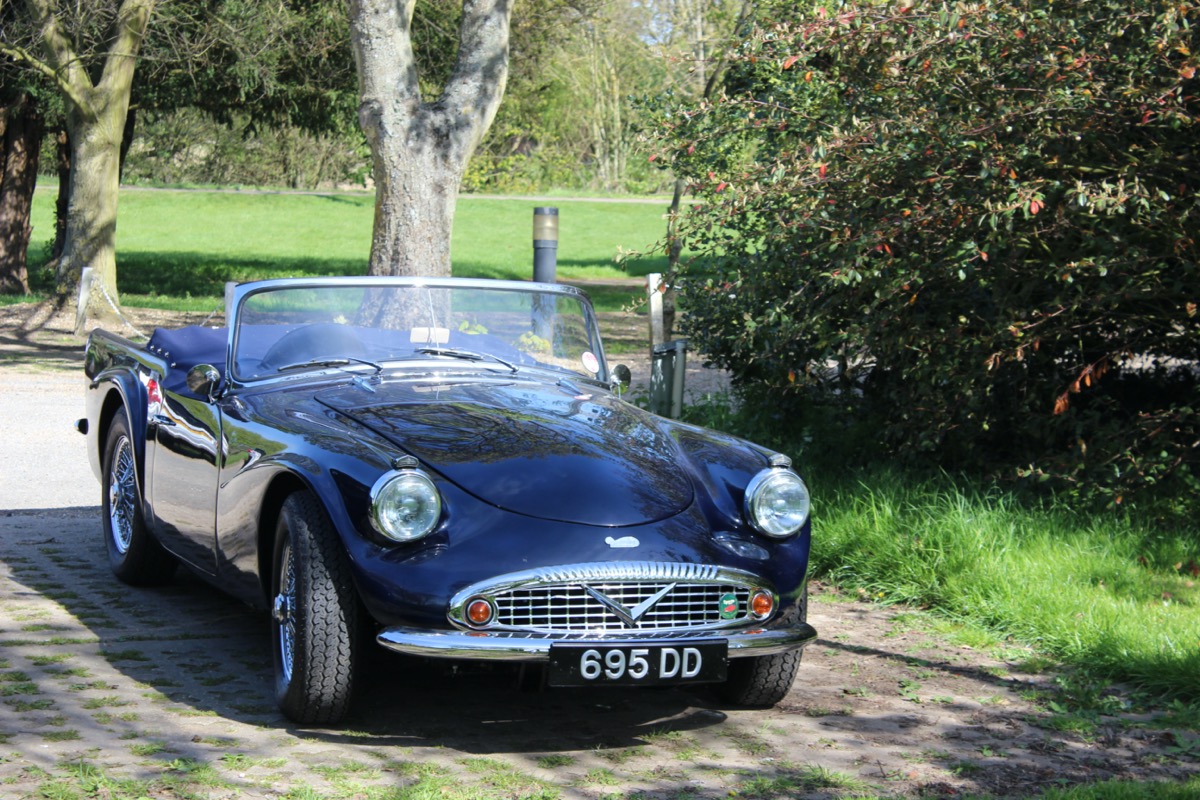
493,583,750,631
450,562,770,634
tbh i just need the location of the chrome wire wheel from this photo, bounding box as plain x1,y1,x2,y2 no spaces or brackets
274,538,297,686
107,433,137,555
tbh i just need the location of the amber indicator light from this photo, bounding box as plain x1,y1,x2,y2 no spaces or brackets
467,598,493,626
751,591,774,618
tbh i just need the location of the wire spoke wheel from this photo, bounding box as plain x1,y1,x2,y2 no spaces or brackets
101,414,176,586
273,538,297,686
107,434,137,554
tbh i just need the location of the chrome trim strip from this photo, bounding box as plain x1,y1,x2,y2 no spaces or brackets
376,623,818,661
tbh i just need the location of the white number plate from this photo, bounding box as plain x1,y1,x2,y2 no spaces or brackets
547,641,727,686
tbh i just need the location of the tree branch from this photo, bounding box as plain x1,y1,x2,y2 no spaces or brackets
441,0,512,152
97,0,155,93
348,0,422,132
20,0,97,114
0,40,91,110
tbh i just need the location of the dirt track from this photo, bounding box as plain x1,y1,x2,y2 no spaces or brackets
1,302,1196,799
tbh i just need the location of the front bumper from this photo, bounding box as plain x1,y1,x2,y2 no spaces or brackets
376,622,818,661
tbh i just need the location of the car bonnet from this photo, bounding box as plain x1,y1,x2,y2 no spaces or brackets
315,376,695,526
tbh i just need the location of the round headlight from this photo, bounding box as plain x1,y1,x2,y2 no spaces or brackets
744,468,810,538
370,470,442,542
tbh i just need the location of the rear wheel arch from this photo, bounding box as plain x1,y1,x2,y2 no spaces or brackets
97,382,146,479
99,389,128,457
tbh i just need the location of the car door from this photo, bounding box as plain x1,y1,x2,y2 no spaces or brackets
147,379,222,575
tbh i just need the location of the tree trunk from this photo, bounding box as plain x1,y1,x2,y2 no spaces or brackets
21,0,156,323
368,130,461,277
55,99,130,314
52,129,70,262
349,0,512,278
0,94,44,295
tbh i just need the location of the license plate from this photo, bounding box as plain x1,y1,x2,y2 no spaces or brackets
547,641,727,686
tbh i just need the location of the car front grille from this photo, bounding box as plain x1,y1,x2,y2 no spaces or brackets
450,562,770,634
494,583,751,631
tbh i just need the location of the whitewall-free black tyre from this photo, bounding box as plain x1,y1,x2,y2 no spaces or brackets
271,491,358,724
717,650,802,708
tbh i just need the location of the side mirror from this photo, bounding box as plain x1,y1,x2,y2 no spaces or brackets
187,364,222,400
611,364,631,395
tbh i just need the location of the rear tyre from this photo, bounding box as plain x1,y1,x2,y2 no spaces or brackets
102,414,177,585
271,491,357,724
717,650,802,707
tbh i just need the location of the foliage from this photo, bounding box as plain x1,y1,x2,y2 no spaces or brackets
121,109,370,190
646,0,1200,502
133,0,359,135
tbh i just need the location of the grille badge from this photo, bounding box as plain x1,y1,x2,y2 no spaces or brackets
605,536,639,548
582,582,677,628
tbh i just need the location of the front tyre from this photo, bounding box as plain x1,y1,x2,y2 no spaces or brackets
271,491,357,724
717,650,802,707
102,414,176,585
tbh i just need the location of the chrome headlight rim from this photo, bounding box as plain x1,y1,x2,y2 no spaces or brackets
369,468,443,543
744,467,810,539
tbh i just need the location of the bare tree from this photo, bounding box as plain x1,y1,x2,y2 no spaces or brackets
349,0,513,277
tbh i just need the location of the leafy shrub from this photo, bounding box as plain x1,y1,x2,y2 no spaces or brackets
647,0,1200,503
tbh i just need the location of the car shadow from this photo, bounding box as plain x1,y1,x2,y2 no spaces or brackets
0,510,727,756
320,654,729,752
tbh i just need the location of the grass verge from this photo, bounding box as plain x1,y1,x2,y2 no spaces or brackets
811,472,1199,699
24,187,672,312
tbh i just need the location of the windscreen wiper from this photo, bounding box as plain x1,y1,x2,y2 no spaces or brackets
414,347,517,373
276,356,383,374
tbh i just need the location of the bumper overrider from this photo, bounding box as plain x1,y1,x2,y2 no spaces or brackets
375,561,817,661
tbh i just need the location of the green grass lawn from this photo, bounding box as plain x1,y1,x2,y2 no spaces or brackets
26,186,674,311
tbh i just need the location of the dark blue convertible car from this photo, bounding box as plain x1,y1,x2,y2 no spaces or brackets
80,277,816,723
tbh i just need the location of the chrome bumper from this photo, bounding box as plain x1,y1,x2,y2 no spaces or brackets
376,622,817,661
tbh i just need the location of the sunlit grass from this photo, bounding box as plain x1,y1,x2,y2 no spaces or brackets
811,471,1200,699
26,185,671,312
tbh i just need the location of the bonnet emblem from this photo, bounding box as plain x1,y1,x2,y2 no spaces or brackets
605,536,639,549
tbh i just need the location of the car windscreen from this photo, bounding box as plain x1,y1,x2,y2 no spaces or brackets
232,284,605,382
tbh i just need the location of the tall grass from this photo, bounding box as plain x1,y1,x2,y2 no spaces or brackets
811,472,1199,698
1039,778,1200,800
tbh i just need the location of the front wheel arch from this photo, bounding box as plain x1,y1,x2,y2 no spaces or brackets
257,472,310,606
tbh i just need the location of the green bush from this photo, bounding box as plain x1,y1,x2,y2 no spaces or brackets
647,0,1200,503
121,109,370,190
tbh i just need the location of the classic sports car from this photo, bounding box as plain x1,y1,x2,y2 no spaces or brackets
80,277,816,723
